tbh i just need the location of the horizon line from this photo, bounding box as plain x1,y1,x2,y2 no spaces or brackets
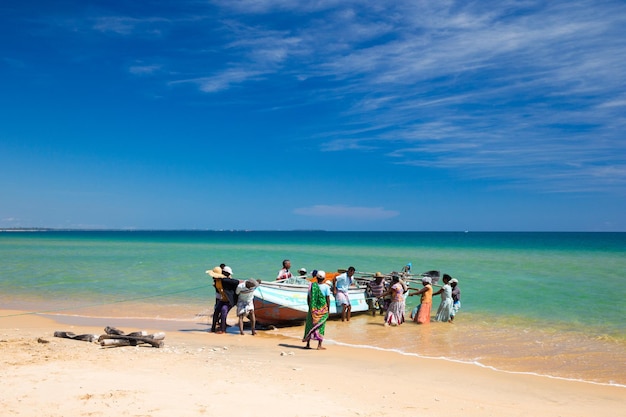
0,228,623,233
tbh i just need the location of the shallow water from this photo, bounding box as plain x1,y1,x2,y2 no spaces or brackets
274,313,626,386
1,231,625,385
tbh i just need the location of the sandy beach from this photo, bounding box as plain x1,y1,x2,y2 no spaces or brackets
1,309,623,417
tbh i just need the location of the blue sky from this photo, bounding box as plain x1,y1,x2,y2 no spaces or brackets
1,0,625,231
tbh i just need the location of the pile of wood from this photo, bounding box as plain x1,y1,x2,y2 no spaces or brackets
54,326,165,348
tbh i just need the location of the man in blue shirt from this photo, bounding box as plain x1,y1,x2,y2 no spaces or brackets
333,266,356,322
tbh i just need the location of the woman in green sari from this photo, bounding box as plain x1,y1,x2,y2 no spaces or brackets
303,270,331,350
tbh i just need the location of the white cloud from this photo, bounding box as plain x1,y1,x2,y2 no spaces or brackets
129,64,161,75
92,0,626,194
320,139,377,152
598,98,626,109
211,0,352,14
294,205,399,219
91,16,167,36
170,68,266,92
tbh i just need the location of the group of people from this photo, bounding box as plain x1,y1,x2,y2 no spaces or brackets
302,267,462,351
206,259,462,348
409,274,461,324
364,271,462,326
206,264,261,335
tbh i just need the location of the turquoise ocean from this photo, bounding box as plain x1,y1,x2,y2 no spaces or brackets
1,231,624,386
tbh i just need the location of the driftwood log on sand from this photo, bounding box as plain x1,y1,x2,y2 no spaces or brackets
53,331,99,343
98,326,165,348
54,327,165,348
97,334,164,348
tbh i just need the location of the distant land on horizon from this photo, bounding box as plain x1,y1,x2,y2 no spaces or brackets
0,228,622,233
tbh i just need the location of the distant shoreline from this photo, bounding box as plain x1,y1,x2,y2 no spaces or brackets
0,228,327,233
1,228,623,233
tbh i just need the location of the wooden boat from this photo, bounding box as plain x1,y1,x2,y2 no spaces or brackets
253,276,369,326
253,267,435,326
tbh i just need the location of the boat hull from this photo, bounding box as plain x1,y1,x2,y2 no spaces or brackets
253,281,369,326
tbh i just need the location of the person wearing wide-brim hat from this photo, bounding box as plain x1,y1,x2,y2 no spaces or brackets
206,266,226,331
206,266,225,279
207,265,240,334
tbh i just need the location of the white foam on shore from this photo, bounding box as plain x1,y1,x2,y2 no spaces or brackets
273,330,625,389
330,339,626,389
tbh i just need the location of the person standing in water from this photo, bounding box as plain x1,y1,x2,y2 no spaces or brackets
450,278,461,322
433,274,453,322
380,274,406,326
409,277,433,324
333,266,356,322
366,272,388,316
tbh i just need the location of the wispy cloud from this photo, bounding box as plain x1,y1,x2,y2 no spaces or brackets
129,64,161,75
91,16,169,36
44,0,626,194
294,205,399,220
211,0,352,14
276,1,626,193
170,68,266,92
320,139,378,152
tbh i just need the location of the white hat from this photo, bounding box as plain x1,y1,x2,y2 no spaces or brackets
298,267,307,273
316,270,326,279
421,277,432,284
222,266,233,275
450,278,458,284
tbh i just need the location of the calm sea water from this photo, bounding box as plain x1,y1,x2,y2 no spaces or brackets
1,231,624,385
